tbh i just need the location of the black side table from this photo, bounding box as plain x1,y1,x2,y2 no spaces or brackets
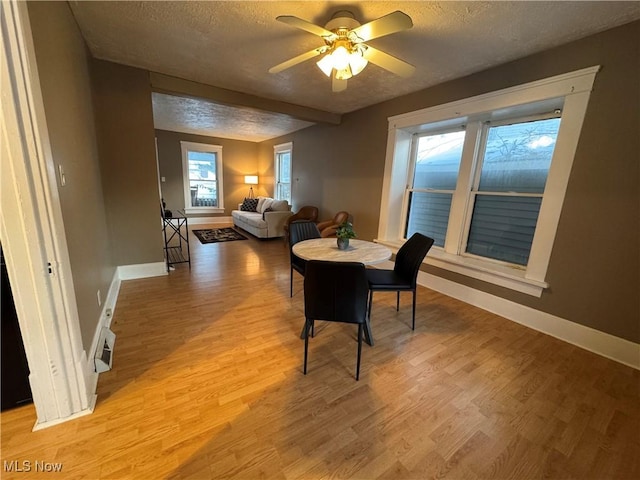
162,210,191,271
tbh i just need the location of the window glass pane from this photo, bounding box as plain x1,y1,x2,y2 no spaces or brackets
188,151,216,180
188,151,217,207
278,152,291,183
278,183,291,202
276,150,292,202
406,192,452,247
413,131,465,190
479,118,560,193
466,195,542,265
189,181,217,207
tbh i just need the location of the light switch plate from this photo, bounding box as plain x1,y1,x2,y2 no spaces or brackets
58,164,66,186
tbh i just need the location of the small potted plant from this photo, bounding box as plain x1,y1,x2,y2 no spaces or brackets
335,221,356,250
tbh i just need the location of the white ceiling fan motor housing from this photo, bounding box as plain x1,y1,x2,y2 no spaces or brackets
325,11,361,32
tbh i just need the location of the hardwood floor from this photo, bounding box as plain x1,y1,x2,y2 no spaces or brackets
2,225,639,479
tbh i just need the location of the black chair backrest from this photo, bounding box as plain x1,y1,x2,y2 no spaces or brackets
394,233,435,287
304,261,368,325
289,221,321,248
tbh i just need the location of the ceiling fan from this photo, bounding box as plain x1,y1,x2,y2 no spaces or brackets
269,10,415,92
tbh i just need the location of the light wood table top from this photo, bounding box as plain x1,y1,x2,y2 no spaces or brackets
292,238,391,265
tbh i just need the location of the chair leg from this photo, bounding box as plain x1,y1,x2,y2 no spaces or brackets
412,290,416,330
396,291,400,311
363,315,374,346
303,318,311,374
356,324,363,381
290,267,293,298
299,319,316,339
367,290,373,319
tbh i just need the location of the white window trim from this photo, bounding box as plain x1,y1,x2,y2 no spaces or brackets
377,66,600,297
180,141,224,214
274,141,292,202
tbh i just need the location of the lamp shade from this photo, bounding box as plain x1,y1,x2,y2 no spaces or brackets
244,175,258,185
316,55,334,77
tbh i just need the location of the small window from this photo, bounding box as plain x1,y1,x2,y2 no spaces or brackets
181,142,224,214
274,142,292,202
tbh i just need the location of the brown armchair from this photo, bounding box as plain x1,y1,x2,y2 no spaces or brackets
317,211,350,238
284,206,319,242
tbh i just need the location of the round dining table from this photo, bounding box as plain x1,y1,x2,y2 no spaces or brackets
292,238,392,346
292,238,391,265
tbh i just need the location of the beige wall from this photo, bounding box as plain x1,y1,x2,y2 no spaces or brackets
91,60,164,266
27,2,115,351
259,21,640,343
259,118,386,229
155,130,260,216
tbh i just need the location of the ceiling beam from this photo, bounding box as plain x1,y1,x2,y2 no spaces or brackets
149,72,341,126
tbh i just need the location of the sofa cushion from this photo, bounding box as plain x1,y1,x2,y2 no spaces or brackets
241,198,258,212
271,199,289,211
258,198,274,214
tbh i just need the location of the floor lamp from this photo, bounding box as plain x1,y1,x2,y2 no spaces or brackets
244,175,258,199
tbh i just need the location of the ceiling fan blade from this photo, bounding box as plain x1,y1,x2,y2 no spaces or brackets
276,15,336,39
363,45,415,78
269,47,326,74
350,11,413,42
332,77,348,93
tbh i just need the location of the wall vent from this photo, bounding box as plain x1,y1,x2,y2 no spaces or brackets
94,327,116,373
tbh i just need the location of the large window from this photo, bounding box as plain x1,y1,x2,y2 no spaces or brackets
379,67,599,296
274,142,292,203
406,116,561,266
181,142,224,214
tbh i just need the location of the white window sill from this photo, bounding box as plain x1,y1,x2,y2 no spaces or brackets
375,239,548,297
184,207,225,215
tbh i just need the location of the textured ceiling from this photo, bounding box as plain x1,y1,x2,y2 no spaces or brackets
152,93,314,142
69,1,640,141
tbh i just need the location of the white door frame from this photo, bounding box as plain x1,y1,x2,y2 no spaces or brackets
1,0,95,429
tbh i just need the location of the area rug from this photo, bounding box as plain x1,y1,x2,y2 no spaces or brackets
193,227,248,244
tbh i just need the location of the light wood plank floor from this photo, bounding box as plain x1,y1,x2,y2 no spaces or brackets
2,225,639,479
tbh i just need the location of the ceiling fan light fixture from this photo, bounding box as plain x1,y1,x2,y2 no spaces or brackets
331,45,351,71
316,44,367,80
348,51,368,76
316,54,334,77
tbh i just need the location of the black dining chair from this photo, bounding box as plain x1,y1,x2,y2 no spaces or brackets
302,260,369,380
288,221,321,297
366,233,435,331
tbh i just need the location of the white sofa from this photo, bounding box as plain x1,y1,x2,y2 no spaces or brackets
232,197,292,238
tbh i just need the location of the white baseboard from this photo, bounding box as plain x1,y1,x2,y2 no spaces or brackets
188,216,233,225
376,261,640,370
32,395,95,431
118,262,167,280
88,269,120,356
